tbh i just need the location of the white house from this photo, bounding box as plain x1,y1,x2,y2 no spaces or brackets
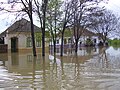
0,18,48,53
50,28,101,47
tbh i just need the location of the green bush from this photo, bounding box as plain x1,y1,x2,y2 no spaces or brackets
86,38,93,46
109,39,120,46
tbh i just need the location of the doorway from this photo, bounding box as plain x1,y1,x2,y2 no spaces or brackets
11,37,18,52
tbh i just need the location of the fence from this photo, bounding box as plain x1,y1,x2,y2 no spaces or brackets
0,44,8,53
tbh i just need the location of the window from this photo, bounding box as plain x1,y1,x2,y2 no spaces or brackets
36,39,41,47
26,37,32,47
94,39,96,43
64,39,67,44
27,55,33,62
68,38,71,43
56,39,59,44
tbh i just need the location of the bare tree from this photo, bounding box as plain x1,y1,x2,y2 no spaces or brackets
21,0,37,56
34,0,48,57
4,0,49,57
0,0,37,56
91,10,119,46
113,15,120,39
46,0,62,57
68,0,106,54
60,0,73,56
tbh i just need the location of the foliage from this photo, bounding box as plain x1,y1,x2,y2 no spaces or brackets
45,31,51,38
46,0,63,55
35,31,50,41
46,0,63,33
108,39,120,46
86,38,93,46
64,29,72,37
35,32,42,42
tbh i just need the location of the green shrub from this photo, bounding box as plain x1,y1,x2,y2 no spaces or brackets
86,38,93,46
109,39,120,46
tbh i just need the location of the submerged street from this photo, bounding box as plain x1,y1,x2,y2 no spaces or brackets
0,46,120,90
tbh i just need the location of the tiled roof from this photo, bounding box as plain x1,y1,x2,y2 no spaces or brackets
66,28,97,37
6,18,41,33
0,18,41,37
82,29,97,36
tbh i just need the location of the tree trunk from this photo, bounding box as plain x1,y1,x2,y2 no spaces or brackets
75,39,78,54
103,39,106,46
60,22,66,57
30,17,36,56
53,40,56,54
42,27,45,56
42,0,48,57
53,40,56,63
42,14,45,57
29,1,36,56
60,32,64,56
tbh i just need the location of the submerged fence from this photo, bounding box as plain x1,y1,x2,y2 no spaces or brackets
0,44,8,53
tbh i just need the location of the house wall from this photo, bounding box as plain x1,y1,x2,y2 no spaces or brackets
50,37,70,46
5,32,30,49
91,36,100,45
78,36,99,45
50,36,100,46
4,32,49,50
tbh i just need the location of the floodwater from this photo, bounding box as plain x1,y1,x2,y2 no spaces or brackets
0,46,120,90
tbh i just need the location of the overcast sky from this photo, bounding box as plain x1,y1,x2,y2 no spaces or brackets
0,0,120,33
105,0,120,15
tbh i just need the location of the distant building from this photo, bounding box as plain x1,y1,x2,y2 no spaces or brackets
50,28,101,47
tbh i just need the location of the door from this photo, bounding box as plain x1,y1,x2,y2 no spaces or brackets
11,37,18,52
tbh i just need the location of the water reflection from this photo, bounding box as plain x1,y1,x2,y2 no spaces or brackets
0,46,120,89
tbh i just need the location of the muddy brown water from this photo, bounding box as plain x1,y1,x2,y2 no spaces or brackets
0,46,120,90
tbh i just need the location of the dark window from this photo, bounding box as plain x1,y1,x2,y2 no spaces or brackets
26,37,32,47
68,38,71,43
56,39,59,44
36,38,41,47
